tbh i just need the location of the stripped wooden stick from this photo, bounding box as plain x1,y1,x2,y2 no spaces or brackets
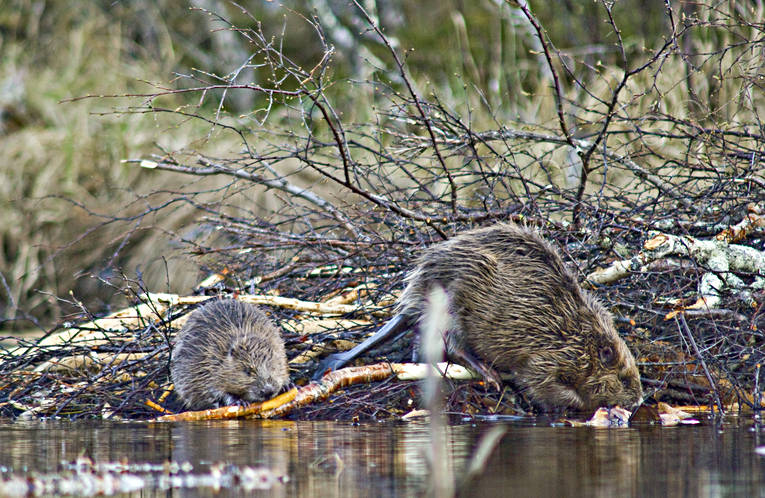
153,388,298,422
261,362,480,419
153,362,481,421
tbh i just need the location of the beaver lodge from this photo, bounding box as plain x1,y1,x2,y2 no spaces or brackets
0,207,763,422
1,2,764,423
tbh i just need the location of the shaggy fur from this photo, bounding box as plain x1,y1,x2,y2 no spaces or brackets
398,223,643,411
170,299,290,410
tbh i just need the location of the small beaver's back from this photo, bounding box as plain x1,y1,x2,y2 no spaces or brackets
171,299,289,410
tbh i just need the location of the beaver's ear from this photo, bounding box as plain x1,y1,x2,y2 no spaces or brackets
598,344,616,366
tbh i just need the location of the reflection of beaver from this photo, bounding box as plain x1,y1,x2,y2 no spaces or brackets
171,299,290,410
316,223,643,411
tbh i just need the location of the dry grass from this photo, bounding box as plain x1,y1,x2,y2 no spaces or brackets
0,3,250,327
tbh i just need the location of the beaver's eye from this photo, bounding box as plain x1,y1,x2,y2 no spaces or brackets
620,376,632,390
557,373,576,387
598,345,616,366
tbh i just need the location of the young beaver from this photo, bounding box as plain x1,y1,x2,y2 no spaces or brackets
171,299,290,410
315,223,643,412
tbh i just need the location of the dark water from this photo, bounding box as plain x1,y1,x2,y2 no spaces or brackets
0,417,764,497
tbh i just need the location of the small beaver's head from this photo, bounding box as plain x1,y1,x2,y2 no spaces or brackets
215,334,290,407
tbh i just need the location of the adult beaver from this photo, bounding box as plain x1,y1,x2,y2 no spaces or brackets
315,223,643,411
171,299,290,410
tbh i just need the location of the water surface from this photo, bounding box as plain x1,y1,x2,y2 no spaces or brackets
0,417,763,496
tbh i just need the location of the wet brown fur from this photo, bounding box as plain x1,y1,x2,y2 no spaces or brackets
171,299,290,410
399,223,643,411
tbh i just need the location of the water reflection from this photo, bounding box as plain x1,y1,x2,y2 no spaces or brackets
0,418,763,496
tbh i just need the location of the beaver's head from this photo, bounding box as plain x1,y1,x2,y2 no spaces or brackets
517,293,643,413
217,333,290,406
575,294,642,411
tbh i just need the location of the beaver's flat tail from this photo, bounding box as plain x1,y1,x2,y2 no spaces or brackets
312,314,410,380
